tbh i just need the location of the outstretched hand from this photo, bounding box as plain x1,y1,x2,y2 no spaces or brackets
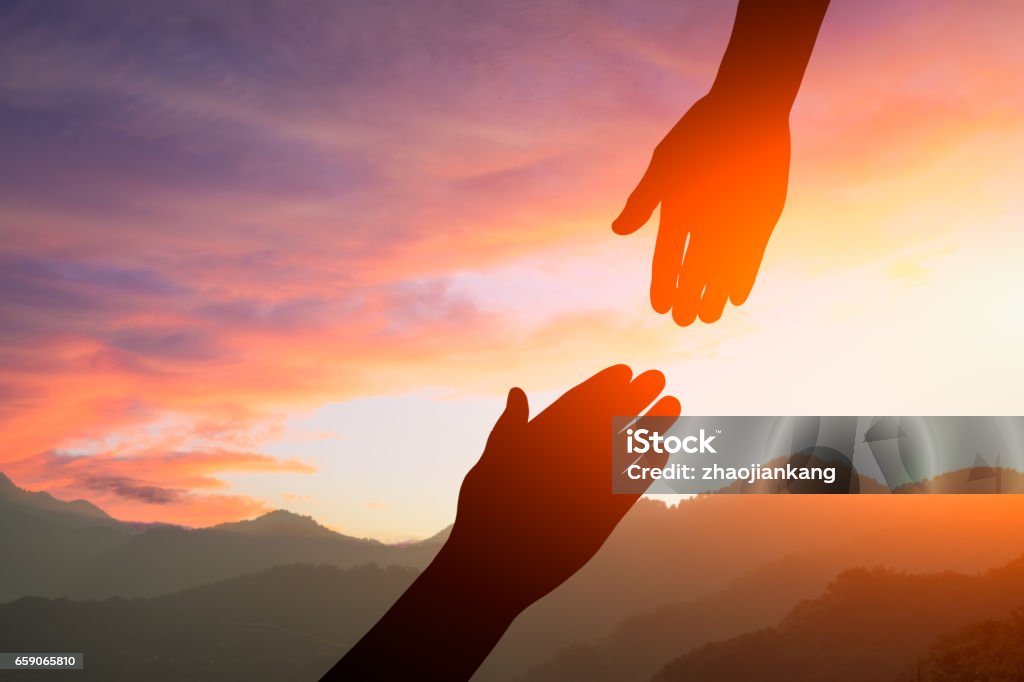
446,364,680,613
328,369,679,681
613,89,791,326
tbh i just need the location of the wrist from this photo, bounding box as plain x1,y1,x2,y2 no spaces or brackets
425,538,527,623
706,80,794,120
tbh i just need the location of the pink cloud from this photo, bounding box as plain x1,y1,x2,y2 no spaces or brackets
4,447,312,526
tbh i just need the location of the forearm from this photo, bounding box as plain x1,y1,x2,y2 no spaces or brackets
711,0,830,112
325,541,521,681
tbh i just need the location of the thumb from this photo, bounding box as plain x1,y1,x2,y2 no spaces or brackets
493,387,529,435
613,160,663,235
729,248,767,307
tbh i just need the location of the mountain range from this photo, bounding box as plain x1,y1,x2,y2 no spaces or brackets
653,557,1024,681
475,488,1024,680
6,472,1024,681
0,472,444,601
0,563,417,681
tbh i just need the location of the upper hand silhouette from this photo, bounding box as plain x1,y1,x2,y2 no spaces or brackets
446,364,681,613
613,89,790,326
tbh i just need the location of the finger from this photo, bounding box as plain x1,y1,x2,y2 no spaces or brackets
578,364,633,393
672,239,706,327
698,278,728,324
500,387,530,426
623,394,683,442
615,395,682,499
634,394,683,480
730,245,768,307
622,369,666,416
647,394,682,418
650,205,688,315
541,364,633,420
487,387,530,446
613,159,663,235
635,394,682,440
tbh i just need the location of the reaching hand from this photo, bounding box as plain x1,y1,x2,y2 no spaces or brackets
327,365,679,681
445,364,680,613
613,89,791,326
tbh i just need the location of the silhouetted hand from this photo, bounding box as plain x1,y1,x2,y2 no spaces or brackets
612,0,829,326
447,364,681,612
325,365,679,681
613,89,790,326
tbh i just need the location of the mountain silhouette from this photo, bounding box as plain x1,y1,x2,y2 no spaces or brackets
652,556,1024,682
0,563,417,681
0,473,442,601
9,534,1024,682
0,472,111,520
513,479,1024,682
64,515,445,599
6,474,1024,681
0,473,140,602
213,510,344,538
474,493,1024,681
904,608,1024,681
514,549,861,682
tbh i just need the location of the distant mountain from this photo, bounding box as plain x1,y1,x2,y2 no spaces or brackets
652,556,1024,682
8,473,1024,682
515,483,1024,682
213,510,341,538
402,524,453,547
475,493,1024,681
0,563,417,682
0,472,111,521
7,546,1024,682
0,473,443,602
905,609,1024,681
514,549,860,682
0,473,141,602
65,514,440,599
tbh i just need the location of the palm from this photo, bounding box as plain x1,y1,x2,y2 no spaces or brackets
614,92,791,325
447,365,680,611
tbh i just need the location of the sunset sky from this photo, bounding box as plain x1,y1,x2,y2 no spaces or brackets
2,0,1023,540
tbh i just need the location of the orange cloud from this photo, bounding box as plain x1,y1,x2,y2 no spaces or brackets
4,447,312,526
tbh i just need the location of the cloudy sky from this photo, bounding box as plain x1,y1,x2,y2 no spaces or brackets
2,0,1023,539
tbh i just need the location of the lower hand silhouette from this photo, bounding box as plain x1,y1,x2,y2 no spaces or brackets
613,89,790,326
445,364,680,613
326,365,679,681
